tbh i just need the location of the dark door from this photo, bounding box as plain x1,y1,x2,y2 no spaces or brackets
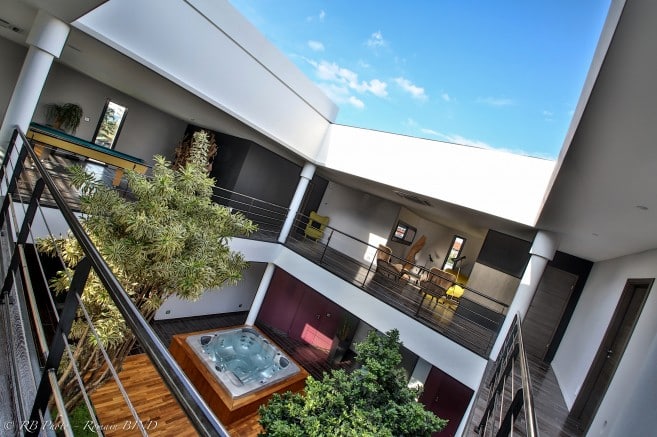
419,367,473,437
569,278,652,430
522,266,578,360
257,268,305,333
289,286,343,350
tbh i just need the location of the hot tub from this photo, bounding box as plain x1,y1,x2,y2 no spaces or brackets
169,326,308,425
186,327,300,398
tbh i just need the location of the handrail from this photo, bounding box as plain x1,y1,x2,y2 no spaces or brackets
7,127,229,436
475,314,539,436
291,213,510,310
284,211,509,356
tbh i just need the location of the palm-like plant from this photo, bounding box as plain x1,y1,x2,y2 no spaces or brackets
38,130,256,410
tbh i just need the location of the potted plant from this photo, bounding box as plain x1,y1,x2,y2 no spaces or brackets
45,102,83,133
328,313,358,365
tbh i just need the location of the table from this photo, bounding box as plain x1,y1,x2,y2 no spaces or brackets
402,267,426,285
26,122,148,186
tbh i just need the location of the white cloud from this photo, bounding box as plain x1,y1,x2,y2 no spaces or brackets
348,96,365,109
441,92,451,102
308,40,325,52
307,10,326,22
477,96,514,107
318,83,365,109
394,77,427,100
543,110,554,121
421,128,440,136
366,31,386,48
419,128,493,149
311,60,388,97
404,118,419,128
444,133,494,149
364,79,388,97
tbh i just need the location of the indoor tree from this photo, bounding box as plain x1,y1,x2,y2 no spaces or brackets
38,130,256,410
258,329,447,436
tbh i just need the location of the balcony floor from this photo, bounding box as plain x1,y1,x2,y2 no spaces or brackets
467,355,583,436
285,235,504,357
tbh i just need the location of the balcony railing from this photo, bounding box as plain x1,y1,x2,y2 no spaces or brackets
0,128,229,436
205,185,509,356
475,314,539,436
19,137,510,358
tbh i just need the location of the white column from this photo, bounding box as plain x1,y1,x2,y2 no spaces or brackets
277,162,316,243
0,10,70,156
490,230,558,360
245,262,276,325
408,357,432,391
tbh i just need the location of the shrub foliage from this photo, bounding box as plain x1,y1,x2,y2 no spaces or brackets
259,329,447,436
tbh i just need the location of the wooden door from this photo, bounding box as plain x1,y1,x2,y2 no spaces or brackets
522,266,578,360
570,279,652,430
419,367,473,437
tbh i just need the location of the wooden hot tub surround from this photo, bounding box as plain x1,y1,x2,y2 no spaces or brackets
169,327,309,425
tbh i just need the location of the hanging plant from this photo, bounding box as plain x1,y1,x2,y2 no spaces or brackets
45,102,83,133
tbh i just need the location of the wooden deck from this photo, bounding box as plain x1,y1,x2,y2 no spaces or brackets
90,353,264,436
90,313,349,436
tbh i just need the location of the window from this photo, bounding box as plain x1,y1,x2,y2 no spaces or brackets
443,235,466,271
390,220,416,245
92,99,128,149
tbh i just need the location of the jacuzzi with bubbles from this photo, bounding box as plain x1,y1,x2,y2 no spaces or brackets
186,327,300,398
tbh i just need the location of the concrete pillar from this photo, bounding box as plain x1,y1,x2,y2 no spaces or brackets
408,357,432,392
490,230,558,360
277,162,316,243
0,10,70,156
245,262,276,325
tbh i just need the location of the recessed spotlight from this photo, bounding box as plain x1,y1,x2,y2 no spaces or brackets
635,205,649,211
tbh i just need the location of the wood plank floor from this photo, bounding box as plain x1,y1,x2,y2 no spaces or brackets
91,313,351,436
90,353,263,436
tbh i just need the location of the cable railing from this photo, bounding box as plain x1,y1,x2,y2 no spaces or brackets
284,213,509,357
475,314,539,437
0,127,229,436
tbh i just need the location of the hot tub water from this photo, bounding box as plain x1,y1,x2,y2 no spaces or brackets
186,327,300,398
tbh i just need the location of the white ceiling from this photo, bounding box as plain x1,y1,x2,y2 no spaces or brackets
537,0,657,261
3,0,656,263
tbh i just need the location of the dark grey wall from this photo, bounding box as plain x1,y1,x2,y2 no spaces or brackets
236,143,300,207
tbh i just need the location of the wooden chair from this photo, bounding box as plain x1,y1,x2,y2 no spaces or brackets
418,267,457,309
375,244,404,280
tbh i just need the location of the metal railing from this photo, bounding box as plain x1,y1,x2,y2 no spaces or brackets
475,314,539,437
0,127,229,436
283,214,509,357
11,137,511,357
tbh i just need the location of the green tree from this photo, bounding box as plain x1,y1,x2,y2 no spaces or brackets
38,131,256,410
258,329,447,436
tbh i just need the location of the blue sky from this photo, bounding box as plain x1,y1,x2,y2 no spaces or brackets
229,1,611,159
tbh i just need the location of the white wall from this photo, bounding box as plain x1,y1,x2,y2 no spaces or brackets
552,249,657,436
393,207,484,278
321,124,555,226
33,62,187,164
154,262,267,320
317,181,400,265
74,0,336,162
229,238,488,390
